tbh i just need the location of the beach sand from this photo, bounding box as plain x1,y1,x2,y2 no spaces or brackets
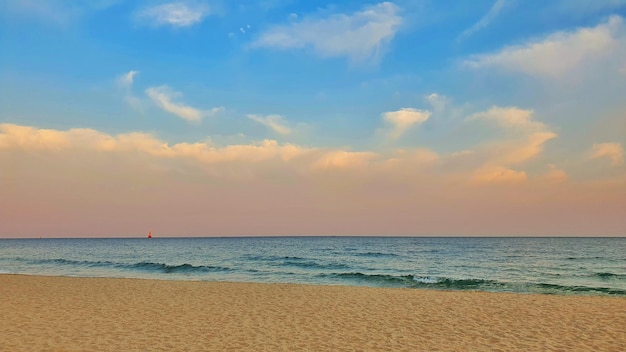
1,274,624,351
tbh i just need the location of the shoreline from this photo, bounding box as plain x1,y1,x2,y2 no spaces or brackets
3,271,625,297
2,274,625,351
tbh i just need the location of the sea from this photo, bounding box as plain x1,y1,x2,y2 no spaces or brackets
1,237,625,296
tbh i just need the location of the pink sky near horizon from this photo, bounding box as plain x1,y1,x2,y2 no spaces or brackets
1,123,624,238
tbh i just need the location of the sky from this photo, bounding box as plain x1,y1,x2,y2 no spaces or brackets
0,0,625,237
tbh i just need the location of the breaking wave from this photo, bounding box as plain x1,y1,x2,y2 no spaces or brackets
318,272,626,295
23,258,232,274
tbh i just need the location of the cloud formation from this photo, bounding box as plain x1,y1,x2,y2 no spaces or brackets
425,93,448,114
251,2,402,64
590,142,624,166
0,123,308,164
247,114,291,135
136,2,210,28
467,107,557,183
382,108,431,140
458,0,507,40
117,70,142,111
470,106,548,134
0,121,542,178
464,16,624,78
117,70,138,87
145,85,222,122
3,122,624,236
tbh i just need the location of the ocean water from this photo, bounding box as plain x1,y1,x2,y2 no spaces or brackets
1,237,625,296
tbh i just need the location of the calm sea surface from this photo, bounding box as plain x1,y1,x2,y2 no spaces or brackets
1,237,624,296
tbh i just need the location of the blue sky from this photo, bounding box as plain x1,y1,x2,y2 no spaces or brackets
1,0,625,236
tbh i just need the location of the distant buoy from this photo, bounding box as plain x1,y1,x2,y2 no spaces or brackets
148,231,152,239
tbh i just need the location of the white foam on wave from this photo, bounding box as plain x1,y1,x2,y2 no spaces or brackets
412,276,440,284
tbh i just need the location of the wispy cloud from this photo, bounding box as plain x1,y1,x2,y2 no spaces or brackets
251,2,403,65
469,106,548,134
458,0,507,41
469,106,556,165
145,85,222,122
247,114,291,135
136,2,210,28
117,70,142,111
117,70,138,87
425,93,449,114
382,108,431,140
590,142,624,166
467,107,557,184
464,16,624,78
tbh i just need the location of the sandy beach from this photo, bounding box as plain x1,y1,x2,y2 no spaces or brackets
1,274,624,351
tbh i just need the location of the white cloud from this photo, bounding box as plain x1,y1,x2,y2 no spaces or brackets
251,2,403,65
458,0,507,40
117,70,138,87
425,93,449,114
146,85,222,122
382,108,431,140
467,107,557,182
469,106,548,134
116,70,143,111
136,2,210,28
464,16,624,78
247,114,292,135
590,142,624,166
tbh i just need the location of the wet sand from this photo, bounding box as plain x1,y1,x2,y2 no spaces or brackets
1,274,625,351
